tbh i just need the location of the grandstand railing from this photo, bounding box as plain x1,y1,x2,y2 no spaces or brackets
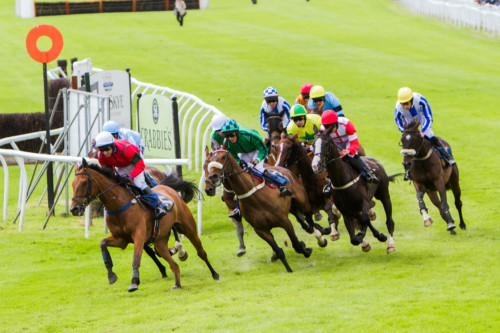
398,0,500,37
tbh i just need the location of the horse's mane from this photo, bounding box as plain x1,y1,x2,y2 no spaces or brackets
405,119,420,131
85,163,122,184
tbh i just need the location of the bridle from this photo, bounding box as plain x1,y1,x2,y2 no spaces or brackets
206,150,246,184
71,167,122,211
313,133,345,171
401,129,427,159
280,137,313,168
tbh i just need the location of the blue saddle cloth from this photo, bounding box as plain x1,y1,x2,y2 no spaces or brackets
141,192,174,212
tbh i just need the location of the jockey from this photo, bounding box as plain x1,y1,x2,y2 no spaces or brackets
307,85,344,117
259,86,291,144
321,110,379,194
209,113,229,150
294,83,313,113
286,104,322,147
103,120,145,155
395,87,455,177
220,119,293,197
94,131,166,218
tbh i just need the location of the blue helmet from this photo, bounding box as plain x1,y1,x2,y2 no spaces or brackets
263,86,278,99
103,120,120,134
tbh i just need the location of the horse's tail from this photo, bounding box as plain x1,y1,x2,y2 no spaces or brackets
159,175,201,203
388,173,404,183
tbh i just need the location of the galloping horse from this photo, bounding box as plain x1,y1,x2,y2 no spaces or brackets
400,120,466,234
205,148,317,272
71,159,219,291
274,133,342,241
88,146,187,279
312,131,399,253
203,147,246,257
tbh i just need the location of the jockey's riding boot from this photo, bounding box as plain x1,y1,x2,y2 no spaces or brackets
349,155,379,184
143,187,153,194
279,186,293,197
154,205,167,219
430,137,456,167
229,207,242,222
323,180,333,197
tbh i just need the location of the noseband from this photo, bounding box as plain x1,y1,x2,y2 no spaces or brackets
314,134,344,170
401,129,425,158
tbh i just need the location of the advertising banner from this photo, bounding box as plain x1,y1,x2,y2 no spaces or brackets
90,70,131,129
138,94,175,159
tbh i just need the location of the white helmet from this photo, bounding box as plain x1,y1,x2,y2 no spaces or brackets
210,113,229,131
95,131,115,148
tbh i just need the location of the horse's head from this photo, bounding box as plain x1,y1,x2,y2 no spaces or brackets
205,148,234,188
267,114,284,149
400,119,422,158
88,145,99,159
275,133,297,167
70,158,99,216
311,129,338,174
203,147,217,196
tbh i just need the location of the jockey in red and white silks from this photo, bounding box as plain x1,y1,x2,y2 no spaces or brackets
323,116,359,157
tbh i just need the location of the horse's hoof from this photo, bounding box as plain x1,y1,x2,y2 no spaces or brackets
460,223,467,230
108,273,118,284
387,247,396,254
318,238,328,248
449,229,457,236
330,234,340,241
128,284,139,292
424,218,433,227
314,212,323,221
236,248,246,257
178,250,188,262
171,285,181,290
304,247,313,258
271,252,278,262
378,233,388,242
447,223,456,231
362,244,371,252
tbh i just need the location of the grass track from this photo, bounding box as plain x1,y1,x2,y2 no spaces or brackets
1,0,499,332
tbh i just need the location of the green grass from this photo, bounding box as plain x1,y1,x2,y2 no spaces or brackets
1,0,500,332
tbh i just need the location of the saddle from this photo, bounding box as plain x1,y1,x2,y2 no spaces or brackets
127,184,174,213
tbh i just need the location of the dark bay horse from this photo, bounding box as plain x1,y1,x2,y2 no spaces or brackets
203,147,246,257
266,113,285,166
71,159,219,291
400,120,466,234
274,133,342,241
311,131,399,253
205,149,316,272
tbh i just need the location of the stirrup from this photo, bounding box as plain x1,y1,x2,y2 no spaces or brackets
279,186,293,197
367,173,379,184
154,206,167,219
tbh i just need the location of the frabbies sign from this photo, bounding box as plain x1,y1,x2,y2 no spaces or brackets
138,94,175,159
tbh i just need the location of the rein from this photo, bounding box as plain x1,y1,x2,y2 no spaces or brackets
72,168,135,214
402,129,432,161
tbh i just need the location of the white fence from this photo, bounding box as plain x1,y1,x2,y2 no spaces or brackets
398,0,500,37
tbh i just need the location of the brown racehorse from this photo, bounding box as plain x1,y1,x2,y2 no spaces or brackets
266,114,284,166
274,133,342,241
87,146,187,278
203,147,246,256
205,148,317,272
400,120,466,234
311,130,400,253
70,158,219,291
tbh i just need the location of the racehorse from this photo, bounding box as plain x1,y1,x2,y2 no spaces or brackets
311,130,400,253
274,133,342,241
203,147,246,257
400,120,466,234
205,148,319,272
70,158,219,291
87,146,187,278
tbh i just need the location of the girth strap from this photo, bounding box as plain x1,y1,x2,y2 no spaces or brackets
106,199,137,215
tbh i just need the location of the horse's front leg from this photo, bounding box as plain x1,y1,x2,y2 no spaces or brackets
428,190,456,234
415,184,433,227
100,235,128,284
129,238,146,292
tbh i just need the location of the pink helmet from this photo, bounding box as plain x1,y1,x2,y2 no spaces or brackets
300,83,313,94
321,110,338,126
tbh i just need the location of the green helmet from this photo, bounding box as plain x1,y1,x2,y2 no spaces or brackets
290,104,307,118
220,119,240,133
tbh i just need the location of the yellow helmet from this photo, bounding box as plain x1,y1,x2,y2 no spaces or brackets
398,87,413,103
310,85,325,99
